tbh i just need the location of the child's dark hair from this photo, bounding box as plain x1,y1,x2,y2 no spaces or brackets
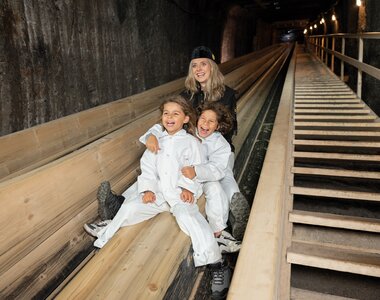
199,102,233,135
159,95,197,137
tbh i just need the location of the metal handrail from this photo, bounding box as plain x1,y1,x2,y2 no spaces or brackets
305,32,380,98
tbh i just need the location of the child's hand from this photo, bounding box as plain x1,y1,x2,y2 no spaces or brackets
180,188,194,203
146,135,160,153
181,166,196,179
143,191,156,203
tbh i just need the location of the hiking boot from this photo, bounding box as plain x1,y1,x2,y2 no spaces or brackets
230,192,250,240
83,220,111,238
209,259,231,300
216,230,241,254
97,181,125,220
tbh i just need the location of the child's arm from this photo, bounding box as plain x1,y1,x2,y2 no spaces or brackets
183,136,231,182
139,124,163,153
177,139,204,196
137,150,159,199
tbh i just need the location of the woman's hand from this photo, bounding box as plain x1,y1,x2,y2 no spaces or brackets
181,166,196,179
142,191,156,203
146,135,160,153
180,188,194,203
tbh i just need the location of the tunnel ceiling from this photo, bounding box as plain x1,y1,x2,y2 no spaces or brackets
236,0,337,22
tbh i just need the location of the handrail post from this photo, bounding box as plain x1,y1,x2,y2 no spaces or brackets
331,36,335,72
357,36,363,98
341,37,345,81
325,37,329,65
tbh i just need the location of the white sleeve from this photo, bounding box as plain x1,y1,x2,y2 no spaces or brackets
137,150,159,194
139,124,164,145
194,138,231,182
177,139,203,194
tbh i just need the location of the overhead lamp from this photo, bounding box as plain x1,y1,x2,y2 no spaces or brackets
356,0,362,6
303,29,307,34
314,24,317,28
309,26,313,30
332,13,336,21
321,17,325,23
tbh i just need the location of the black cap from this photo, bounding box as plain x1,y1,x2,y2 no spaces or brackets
190,46,215,61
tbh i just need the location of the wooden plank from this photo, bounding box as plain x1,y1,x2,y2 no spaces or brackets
295,95,357,99
294,115,376,121
293,139,380,149
295,92,355,96
287,241,380,277
292,166,380,179
294,104,364,109
294,122,380,130
0,113,153,277
293,151,380,162
294,130,380,140
295,100,361,104
291,287,357,300
289,210,380,233
290,186,380,202
294,109,370,115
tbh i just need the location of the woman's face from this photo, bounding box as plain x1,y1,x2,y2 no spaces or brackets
191,58,211,87
197,110,219,138
161,102,189,135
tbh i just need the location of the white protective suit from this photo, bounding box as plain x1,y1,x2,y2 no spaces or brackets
94,129,221,267
141,124,239,233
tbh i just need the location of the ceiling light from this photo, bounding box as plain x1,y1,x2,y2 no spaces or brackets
321,17,325,23
303,29,307,34
314,24,317,28
332,13,336,21
356,0,362,6
310,26,312,30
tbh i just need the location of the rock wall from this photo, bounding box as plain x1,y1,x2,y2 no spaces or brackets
1,0,255,136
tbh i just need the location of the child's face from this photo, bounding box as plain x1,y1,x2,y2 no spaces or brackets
162,102,189,135
197,110,219,138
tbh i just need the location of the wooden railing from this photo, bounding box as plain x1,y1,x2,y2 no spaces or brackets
306,32,380,98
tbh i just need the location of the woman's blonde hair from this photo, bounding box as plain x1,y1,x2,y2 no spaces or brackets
159,95,197,137
184,58,225,102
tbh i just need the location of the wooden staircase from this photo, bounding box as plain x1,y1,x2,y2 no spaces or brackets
287,53,380,299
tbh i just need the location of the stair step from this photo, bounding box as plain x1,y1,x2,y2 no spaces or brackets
294,130,380,140
295,87,351,91
295,92,355,96
294,104,364,109
292,167,380,179
294,115,376,122
294,122,380,131
294,109,370,115
293,151,380,162
295,100,361,104
290,186,380,202
287,241,380,277
295,95,357,99
289,210,380,233
290,287,356,300
293,139,380,150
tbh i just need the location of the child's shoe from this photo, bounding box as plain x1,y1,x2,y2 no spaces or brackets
216,230,241,254
97,181,125,220
209,259,231,299
230,192,250,240
83,220,111,238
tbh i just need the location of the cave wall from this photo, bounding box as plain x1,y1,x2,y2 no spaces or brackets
0,0,233,136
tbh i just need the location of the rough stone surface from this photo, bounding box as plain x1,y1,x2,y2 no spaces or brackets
0,0,238,136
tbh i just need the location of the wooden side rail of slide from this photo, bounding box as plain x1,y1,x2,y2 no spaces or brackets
228,44,296,300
